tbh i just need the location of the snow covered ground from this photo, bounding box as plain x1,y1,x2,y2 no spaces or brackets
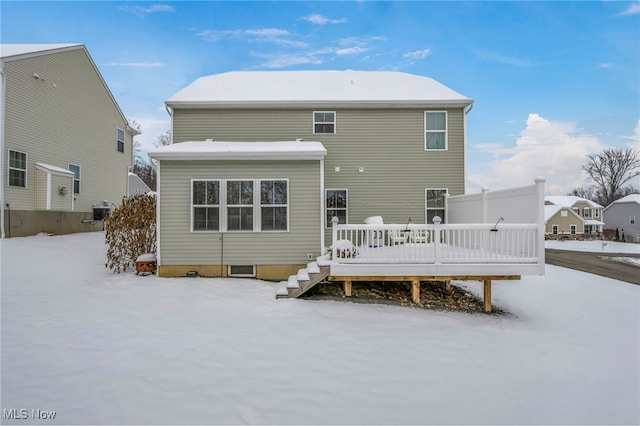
545,239,640,266
2,232,639,425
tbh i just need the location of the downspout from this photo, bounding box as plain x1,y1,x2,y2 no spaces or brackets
463,101,474,195
1,65,6,238
165,104,173,145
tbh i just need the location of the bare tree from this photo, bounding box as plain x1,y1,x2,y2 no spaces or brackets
582,147,640,207
155,130,171,147
567,186,596,200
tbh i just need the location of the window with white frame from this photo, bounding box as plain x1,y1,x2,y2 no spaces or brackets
117,128,125,153
425,188,448,223
572,208,579,215
192,180,220,231
326,189,347,227
260,180,288,231
570,225,577,234
8,149,27,188
561,210,568,217
583,207,590,217
227,180,254,231
595,209,599,218
425,111,447,150
631,216,636,225
313,111,335,134
552,225,559,234
68,164,80,194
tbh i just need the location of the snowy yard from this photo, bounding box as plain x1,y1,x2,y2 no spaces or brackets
1,232,639,425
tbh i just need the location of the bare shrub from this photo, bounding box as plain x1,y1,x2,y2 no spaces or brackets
105,194,156,273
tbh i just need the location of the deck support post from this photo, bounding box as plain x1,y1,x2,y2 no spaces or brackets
445,280,452,294
343,280,352,297
483,279,492,312
412,280,420,304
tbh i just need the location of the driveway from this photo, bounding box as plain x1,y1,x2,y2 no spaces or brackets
545,249,640,285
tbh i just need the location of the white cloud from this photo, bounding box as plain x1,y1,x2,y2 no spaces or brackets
336,46,369,56
623,119,640,147
130,117,171,157
302,14,348,25
618,3,640,16
467,114,605,195
118,4,175,17
476,50,533,66
105,62,165,68
250,52,323,69
197,28,307,48
403,48,432,60
598,63,613,69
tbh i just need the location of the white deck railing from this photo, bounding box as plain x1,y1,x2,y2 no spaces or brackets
331,223,540,266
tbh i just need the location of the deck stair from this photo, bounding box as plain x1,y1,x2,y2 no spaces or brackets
276,261,330,299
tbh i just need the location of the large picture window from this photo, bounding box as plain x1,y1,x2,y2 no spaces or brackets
425,188,448,223
192,180,220,231
260,180,288,231
8,150,27,188
425,111,447,150
314,111,336,134
326,189,347,227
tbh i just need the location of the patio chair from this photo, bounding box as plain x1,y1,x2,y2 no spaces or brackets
409,229,430,244
388,229,409,245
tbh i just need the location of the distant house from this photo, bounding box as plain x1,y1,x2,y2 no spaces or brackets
128,172,152,197
0,44,140,237
603,194,640,243
150,70,474,279
544,196,604,238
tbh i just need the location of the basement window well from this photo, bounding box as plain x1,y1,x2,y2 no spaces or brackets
228,265,256,278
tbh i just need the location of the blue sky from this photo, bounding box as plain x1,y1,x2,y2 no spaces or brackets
2,1,639,194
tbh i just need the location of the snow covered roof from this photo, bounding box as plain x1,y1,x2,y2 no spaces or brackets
544,205,582,222
166,70,473,108
604,194,640,210
128,172,152,196
149,140,327,161
545,195,603,209
0,44,82,60
35,162,74,177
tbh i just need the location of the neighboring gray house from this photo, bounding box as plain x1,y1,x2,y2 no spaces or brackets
603,194,640,242
128,172,152,197
150,70,473,279
0,44,139,237
544,195,604,238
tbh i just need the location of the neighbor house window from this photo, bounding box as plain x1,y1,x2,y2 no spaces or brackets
572,208,579,215
631,216,636,225
313,111,335,134
552,225,559,235
8,149,27,188
595,209,600,218
583,208,590,217
260,180,288,231
570,225,577,235
326,189,347,227
117,128,125,153
227,180,254,231
425,111,447,150
68,164,80,194
426,188,448,223
192,180,220,231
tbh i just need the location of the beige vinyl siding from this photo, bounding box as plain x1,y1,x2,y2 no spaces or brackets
158,160,322,266
172,107,465,239
3,47,132,212
35,170,47,210
546,211,583,234
50,174,72,211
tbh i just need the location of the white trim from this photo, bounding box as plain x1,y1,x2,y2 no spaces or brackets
258,179,290,232
320,159,325,251
552,224,559,234
116,127,125,153
156,161,161,266
424,111,448,151
325,188,348,228
34,162,74,177
149,141,327,161
425,188,448,223
68,163,80,195
190,179,221,233
46,173,51,210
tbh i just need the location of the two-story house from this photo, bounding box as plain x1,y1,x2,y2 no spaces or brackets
150,70,474,279
544,195,604,238
603,194,640,242
1,44,139,237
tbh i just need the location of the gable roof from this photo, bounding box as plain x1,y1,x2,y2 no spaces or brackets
544,205,585,222
149,140,327,161
604,194,640,211
166,70,474,109
0,44,140,135
545,195,603,209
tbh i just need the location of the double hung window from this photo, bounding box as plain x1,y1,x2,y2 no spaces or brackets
326,189,347,227
117,128,125,153
68,164,80,194
425,189,448,223
313,111,336,134
192,180,220,231
425,112,447,150
8,150,27,188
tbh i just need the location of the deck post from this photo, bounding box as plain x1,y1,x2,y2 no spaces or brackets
343,280,352,297
412,280,420,304
445,280,452,293
483,279,492,312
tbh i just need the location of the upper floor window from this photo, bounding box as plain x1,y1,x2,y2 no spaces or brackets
117,128,125,153
572,208,579,215
631,216,636,225
68,164,80,194
425,111,447,150
314,111,335,134
583,208,590,217
8,149,27,188
426,188,448,223
326,189,347,228
595,209,599,218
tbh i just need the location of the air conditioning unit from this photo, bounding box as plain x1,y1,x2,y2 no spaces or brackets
93,206,110,221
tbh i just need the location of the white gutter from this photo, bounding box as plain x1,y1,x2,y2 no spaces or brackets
1,64,6,238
